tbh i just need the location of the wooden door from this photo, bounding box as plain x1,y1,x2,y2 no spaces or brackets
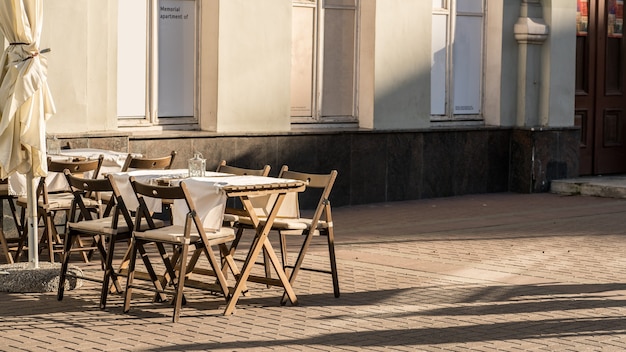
576,0,626,175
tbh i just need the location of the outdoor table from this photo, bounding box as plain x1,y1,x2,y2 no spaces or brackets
181,175,306,315
8,148,139,196
113,171,306,315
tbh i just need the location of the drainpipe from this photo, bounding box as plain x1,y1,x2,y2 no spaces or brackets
514,0,549,127
511,0,551,192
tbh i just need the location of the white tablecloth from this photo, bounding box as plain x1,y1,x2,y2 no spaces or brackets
8,148,140,196
174,177,228,231
111,173,301,232
111,170,231,230
111,168,191,213
181,176,300,228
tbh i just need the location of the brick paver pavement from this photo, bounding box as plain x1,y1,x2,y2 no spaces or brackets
3,192,626,351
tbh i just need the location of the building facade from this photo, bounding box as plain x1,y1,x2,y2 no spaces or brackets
37,0,578,207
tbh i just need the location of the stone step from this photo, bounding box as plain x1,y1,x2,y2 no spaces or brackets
550,175,626,199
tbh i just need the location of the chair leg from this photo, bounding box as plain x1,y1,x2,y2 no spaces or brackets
100,235,123,309
203,244,231,300
57,230,76,301
100,235,121,310
7,196,24,262
279,232,288,270
0,235,11,264
76,236,90,263
124,239,167,313
262,247,272,288
222,226,245,278
123,238,138,313
116,241,133,274
0,198,12,264
326,227,340,298
51,210,64,245
172,242,190,323
140,242,169,303
16,206,27,261
280,231,315,306
186,247,202,276
218,242,242,296
156,243,179,288
43,210,57,263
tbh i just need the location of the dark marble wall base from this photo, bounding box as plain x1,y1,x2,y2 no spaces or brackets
50,135,130,153
58,127,580,208
509,128,580,193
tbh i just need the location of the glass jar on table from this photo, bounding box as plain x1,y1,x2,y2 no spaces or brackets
188,152,206,177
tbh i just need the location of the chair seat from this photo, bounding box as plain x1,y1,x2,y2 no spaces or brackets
134,225,235,245
17,193,101,210
93,191,113,204
69,217,165,235
222,213,239,223
237,216,329,232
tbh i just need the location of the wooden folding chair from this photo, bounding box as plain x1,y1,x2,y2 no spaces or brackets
58,172,169,308
57,171,134,309
123,177,239,322
16,155,104,263
116,150,178,219
216,160,270,177
0,178,24,263
234,166,340,300
121,150,177,172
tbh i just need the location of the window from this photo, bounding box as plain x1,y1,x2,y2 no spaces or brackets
291,0,359,125
431,0,484,120
117,0,197,128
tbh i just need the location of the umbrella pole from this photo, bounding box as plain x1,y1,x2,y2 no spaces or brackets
26,170,39,268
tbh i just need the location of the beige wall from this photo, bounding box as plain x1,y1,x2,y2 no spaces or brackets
41,1,117,134
372,0,431,129
357,0,375,129
483,1,504,127
37,0,576,136
198,0,219,131
540,0,576,127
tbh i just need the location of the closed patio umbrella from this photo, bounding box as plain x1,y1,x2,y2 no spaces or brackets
0,0,55,268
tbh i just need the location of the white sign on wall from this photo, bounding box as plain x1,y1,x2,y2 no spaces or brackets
158,0,195,118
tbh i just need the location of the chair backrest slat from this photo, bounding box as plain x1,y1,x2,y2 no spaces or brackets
48,155,104,179
278,166,338,226
64,169,113,221
40,155,105,204
131,179,186,200
216,160,270,176
122,151,177,172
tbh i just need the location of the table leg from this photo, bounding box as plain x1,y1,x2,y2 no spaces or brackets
259,237,297,304
223,192,298,315
223,228,268,315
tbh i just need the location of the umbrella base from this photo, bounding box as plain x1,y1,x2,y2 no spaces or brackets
0,262,83,293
